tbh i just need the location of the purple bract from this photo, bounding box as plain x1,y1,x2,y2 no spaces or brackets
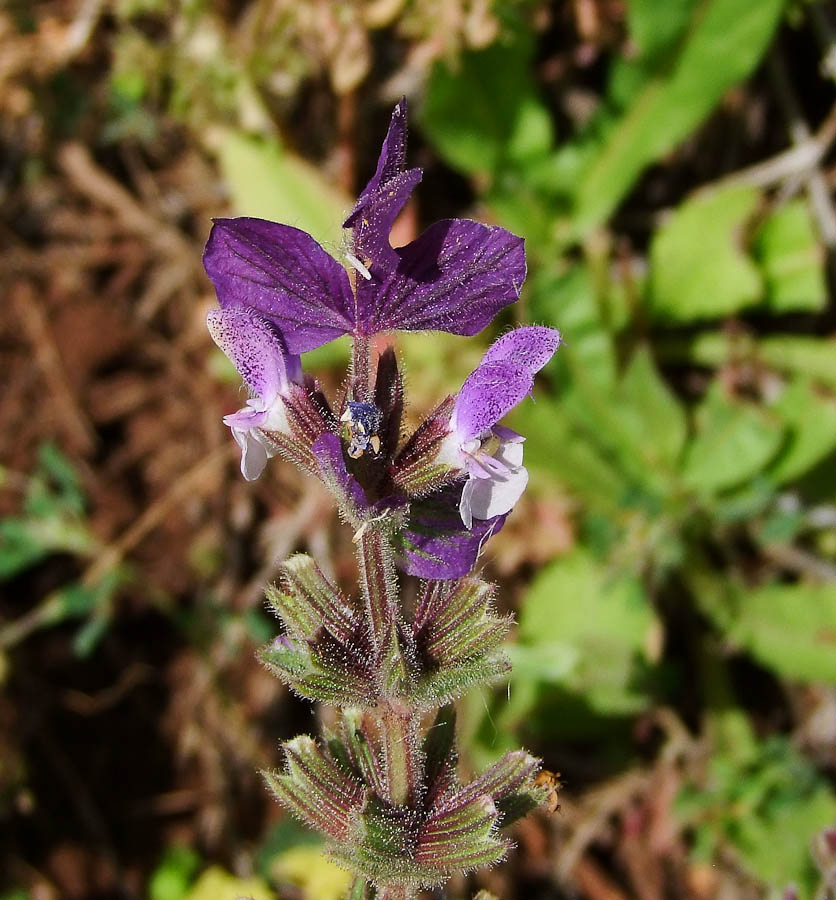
202,99,526,354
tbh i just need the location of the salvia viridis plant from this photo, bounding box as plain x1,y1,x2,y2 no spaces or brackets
202,99,561,900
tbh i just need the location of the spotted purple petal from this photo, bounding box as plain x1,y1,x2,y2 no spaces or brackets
351,98,409,207
354,219,526,337
343,101,422,274
455,361,532,443
203,218,355,354
344,169,423,273
207,306,299,402
397,485,507,580
480,326,562,376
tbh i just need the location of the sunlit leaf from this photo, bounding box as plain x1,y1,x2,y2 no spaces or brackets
216,130,351,251
517,548,658,715
681,382,784,493
568,0,785,234
271,845,353,900
754,199,826,314
421,33,552,178
766,377,836,484
728,582,836,683
649,185,762,321
612,347,687,469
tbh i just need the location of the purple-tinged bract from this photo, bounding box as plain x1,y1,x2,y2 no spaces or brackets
202,99,526,352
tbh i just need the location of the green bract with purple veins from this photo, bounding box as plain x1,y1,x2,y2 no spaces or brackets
201,100,561,899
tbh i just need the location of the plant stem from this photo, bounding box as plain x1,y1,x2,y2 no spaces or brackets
381,702,418,807
352,333,373,401
355,520,421,899
356,524,399,655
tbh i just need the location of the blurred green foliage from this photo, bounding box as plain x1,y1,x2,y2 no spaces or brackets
179,0,836,886
414,0,836,894
0,445,129,659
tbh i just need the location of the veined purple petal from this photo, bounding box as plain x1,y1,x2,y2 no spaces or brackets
481,326,562,376
397,485,507,580
311,434,369,513
355,219,526,337
455,361,532,442
207,306,299,401
203,218,354,354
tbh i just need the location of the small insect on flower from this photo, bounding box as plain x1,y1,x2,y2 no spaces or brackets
344,251,373,281
341,401,383,459
535,769,562,815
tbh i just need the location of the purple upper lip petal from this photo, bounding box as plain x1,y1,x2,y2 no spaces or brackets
202,99,527,354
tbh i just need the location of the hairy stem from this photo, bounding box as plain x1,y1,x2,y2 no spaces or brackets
351,333,373,402
356,525,400,655
381,702,419,807
356,522,421,900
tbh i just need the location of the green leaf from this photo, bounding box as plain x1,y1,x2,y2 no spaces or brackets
568,0,785,235
754,199,827,313
766,377,836,484
627,0,700,62
0,518,50,578
528,264,618,390
759,337,836,388
649,185,762,321
679,738,836,895
517,548,658,715
421,33,552,177
271,844,352,900
611,347,687,469
660,333,836,389
183,866,274,900
680,381,784,493
215,130,350,250
728,582,836,683
149,846,201,900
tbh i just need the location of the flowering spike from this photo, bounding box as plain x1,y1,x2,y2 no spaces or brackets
312,433,369,524
203,101,555,899
356,525,402,659
343,710,389,800
414,578,509,666
260,563,377,706
421,707,458,805
395,485,508,580
272,554,358,643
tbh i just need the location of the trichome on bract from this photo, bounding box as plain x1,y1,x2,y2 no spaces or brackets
203,99,561,899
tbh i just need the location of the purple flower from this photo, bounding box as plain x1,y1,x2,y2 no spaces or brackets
437,327,561,528
202,100,526,354
397,485,508,580
207,306,302,480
